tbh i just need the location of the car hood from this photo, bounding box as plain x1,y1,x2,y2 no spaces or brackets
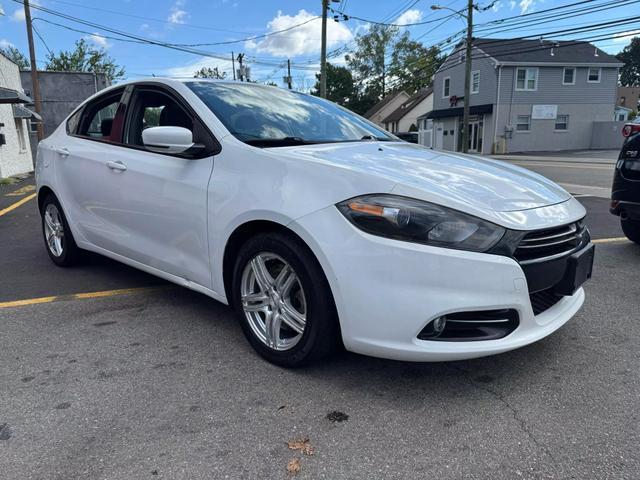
285,142,571,213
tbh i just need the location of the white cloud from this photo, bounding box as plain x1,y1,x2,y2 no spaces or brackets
168,0,188,24
0,4,5,16
519,0,535,13
395,9,422,26
86,33,111,49
11,7,25,21
614,30,640,42
509,0,516,9
491,1,503,12
0,39,14,49
246,9,353,57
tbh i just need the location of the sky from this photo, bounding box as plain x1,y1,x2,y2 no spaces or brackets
0,0,636,90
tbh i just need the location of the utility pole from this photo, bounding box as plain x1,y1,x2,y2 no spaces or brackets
462,0,473,154
237,53,244,81
320,0,328,98
23,0,44,141
286,59,292,90
231,51,236,81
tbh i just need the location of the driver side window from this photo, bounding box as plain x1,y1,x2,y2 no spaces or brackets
125,89,194,148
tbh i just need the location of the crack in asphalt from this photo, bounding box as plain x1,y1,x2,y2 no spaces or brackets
450,364,557,464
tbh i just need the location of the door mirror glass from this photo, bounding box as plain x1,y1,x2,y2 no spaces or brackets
142,126,194,154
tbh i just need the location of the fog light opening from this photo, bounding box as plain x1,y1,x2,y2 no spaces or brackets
433,316,446,335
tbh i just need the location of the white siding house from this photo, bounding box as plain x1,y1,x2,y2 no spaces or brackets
364,91,410,128
0,52,34,179
381,88,433,133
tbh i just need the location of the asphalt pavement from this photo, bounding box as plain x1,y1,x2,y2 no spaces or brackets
0,161,638,479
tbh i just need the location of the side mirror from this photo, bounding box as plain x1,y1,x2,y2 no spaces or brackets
142,126,195,154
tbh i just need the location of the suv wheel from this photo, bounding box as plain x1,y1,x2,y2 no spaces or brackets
621,217,640,245
231,232,339,367
41,194,81,266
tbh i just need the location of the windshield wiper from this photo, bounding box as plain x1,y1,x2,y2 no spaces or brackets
360,135,391,141
243,136,319,147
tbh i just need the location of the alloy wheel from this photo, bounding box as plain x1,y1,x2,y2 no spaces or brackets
240,252,307,351
44,203,65,257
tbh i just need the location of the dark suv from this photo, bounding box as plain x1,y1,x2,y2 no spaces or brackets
611,122,640,244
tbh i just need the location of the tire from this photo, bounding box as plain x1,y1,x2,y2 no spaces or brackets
41,194,81,266
231,232,339,367
621,217,640,245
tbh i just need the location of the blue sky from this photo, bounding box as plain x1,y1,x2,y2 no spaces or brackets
0,0,635,89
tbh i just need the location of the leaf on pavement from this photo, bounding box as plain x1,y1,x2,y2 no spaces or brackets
287,438,315,456
286,457,301,474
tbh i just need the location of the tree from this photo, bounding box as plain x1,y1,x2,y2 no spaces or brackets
618,37,640,86
45,39,124,82
311,63,356,106
346,24,398,106
388,32,443,94
0,45,30,69
193,66,227,79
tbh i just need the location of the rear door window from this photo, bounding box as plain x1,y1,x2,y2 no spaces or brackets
76,88,125,141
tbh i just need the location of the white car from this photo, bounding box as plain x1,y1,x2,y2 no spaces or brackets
36,79,595,367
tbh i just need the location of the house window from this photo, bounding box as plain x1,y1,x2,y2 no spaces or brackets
563,67,575,85
588,67,601,83
516,115,531,131
555,115,569,131
15,120,27,151
443,77,450,98
471,71,480,94
516,67,538,91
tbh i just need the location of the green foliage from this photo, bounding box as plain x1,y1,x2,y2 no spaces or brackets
388,32,443,95
0,45,30,69
45,39,124,82
617,37,640,86
346,24,398,103
344,25,441,113
311,63,356,106
629,110,638,121
193,66,227,79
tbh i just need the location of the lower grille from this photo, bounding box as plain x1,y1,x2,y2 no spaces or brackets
529,288,563,315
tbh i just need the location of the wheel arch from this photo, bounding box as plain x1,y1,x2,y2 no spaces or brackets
37,185,57,213
221,219,340,322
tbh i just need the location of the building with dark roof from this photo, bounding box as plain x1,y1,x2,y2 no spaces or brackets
364,90,410,128
381,87,433,133
423,38,622,154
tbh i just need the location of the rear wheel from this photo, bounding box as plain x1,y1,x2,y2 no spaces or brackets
621,217,640,245
41,194,80,266
231,232,339,367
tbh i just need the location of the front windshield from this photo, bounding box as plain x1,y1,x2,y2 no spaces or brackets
186,81,394,146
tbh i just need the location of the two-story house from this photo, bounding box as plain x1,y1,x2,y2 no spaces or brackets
424,38,622,154
364,91,410,128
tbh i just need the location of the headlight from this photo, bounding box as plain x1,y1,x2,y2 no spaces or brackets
336,194,505,252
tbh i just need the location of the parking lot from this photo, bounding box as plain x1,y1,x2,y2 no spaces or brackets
1,158,639,479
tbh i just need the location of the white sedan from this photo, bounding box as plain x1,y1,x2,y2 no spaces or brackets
36,79,594,367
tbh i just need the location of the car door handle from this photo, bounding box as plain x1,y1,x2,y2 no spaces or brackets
53,146,69,157
106,161,127,172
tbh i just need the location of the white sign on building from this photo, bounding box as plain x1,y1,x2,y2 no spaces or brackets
531,105,558,120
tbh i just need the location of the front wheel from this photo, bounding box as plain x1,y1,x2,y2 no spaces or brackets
231,232,339,367
621,217,640,245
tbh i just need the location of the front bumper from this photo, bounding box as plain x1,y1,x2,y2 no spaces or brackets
291,205,586,362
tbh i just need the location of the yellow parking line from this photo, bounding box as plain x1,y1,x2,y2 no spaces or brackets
0,192,37,217
592,237,630,244
0,286,166,309
5,185,36,197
